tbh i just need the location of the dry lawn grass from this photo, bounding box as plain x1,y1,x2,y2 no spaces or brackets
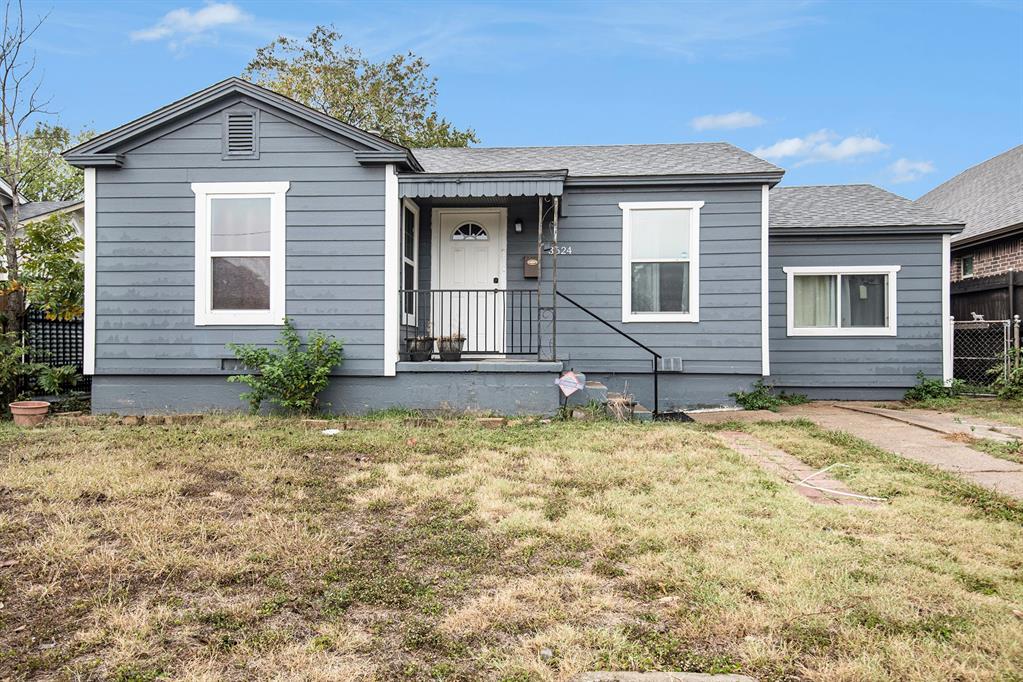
1,415,1022,681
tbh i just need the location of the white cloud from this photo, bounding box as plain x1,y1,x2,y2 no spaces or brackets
888,158,936,183
131,3,250,44
691,111,765,131
754,129,889,166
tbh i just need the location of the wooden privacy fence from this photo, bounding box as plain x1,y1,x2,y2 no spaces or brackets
951,271,1023,322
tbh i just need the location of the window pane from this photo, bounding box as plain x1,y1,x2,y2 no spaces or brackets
403,263,415,316
211,257,270,310
841,274,887,327
793,275,837,327
403,207,416,260
631,209,690,259
631,262,689,313
211,197,271,251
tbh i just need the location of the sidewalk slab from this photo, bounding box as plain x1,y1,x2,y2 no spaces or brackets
776,403,1023,500
834,403,1022,442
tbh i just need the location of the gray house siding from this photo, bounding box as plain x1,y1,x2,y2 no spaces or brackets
94,97,388,378
552,185,764,409
768,234,944,399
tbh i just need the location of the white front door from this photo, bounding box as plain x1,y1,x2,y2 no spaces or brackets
433,208,506,355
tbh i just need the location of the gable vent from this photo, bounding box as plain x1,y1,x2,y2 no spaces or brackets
222,109,259,159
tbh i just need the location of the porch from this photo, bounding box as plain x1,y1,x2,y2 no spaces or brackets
395,171,566,364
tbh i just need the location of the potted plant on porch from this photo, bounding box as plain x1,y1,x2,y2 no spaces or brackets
405,335,435,362
437,333,466,361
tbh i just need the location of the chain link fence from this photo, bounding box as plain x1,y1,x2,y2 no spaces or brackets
952,316,1021,391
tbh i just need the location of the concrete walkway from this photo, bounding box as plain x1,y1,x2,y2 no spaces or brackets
834,403,1023,442
774,403,1023,499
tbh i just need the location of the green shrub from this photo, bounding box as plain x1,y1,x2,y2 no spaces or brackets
904,371,964,402
227,319,344,415
988,360,1023,401
0,331,43,408
730,379,808,411
37,364,80,396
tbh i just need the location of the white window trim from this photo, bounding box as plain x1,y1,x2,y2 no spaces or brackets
619,200,703,323
783,265,900,337
401,198,420,327
191,181,289,326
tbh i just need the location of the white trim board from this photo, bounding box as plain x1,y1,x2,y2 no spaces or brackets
783,265,900,337
191,181,290,326
942,234,952,383
619,200,703,323
83,168,96,375
760,184,770,376
383,164,399,376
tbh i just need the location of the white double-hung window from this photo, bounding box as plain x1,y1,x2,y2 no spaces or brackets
784,265,899,336
620,201,703,322
192,181,289,326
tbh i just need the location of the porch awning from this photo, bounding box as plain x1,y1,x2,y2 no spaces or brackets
397,170,567,199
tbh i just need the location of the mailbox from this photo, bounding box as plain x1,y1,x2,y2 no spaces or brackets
523,255,539,279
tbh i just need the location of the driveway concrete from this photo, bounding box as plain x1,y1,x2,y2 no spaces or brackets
834,403,1023,442
775,403,1023,500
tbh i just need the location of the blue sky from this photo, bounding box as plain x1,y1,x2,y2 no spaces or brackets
26,0,1023,197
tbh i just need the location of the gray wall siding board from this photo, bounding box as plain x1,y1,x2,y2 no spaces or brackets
546,185,764,378
768,234,944,393
95,102,388,376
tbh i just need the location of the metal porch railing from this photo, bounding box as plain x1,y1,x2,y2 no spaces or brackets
399,289,540,358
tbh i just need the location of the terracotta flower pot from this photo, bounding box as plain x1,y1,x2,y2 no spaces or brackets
9,400,50,427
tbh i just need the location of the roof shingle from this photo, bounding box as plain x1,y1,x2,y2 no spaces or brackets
770,184,962,229
411,142,782,178
914,145,1023,243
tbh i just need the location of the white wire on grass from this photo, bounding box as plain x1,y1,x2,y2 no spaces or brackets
796,463,887,503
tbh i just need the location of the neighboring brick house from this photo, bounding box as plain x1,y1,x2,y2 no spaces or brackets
916,145,1023,319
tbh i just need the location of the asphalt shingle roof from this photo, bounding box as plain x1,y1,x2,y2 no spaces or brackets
770,184,963,229
410,142,782,178
915,145,1023,243
4,199,83,224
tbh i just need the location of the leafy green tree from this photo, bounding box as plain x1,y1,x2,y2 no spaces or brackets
17,213,83,319
244,25,477,148
6,123,93,202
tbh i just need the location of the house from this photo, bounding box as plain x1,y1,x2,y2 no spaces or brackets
63,78,963,415
1,179,85,284
0,179,84,238
915,145,1023,320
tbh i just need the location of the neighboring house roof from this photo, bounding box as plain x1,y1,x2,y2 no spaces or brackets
9,199,84,223
63,77,421,171
915,145,1023,247
770,184,963,235
411,143,783,183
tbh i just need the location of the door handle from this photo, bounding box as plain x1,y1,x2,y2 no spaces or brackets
493,277,499,284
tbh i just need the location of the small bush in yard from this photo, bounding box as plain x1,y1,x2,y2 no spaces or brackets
730,379,808,411
988,360,1023,400
904,371,964,402
227,319,343,415
0,331,43,408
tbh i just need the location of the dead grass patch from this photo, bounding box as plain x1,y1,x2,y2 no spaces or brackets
0,417,1021,680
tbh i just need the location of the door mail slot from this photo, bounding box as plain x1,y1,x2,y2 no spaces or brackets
523,255,539,279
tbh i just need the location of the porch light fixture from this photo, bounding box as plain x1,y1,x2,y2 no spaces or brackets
514,218,523,233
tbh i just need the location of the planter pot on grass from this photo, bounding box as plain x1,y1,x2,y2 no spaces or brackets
9,400,50,427
405,336,435,362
